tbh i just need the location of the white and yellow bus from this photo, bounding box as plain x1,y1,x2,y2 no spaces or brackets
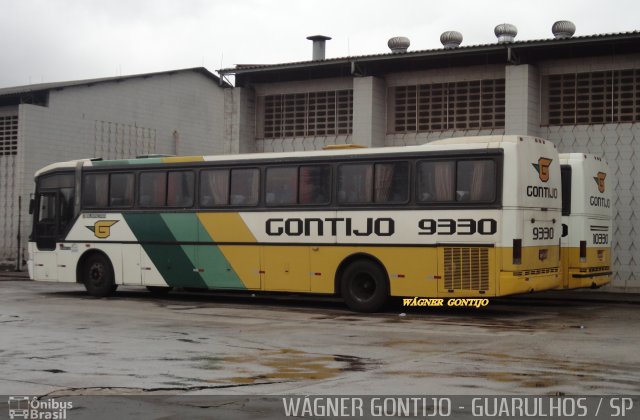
28,135,562,312
559,153,613,289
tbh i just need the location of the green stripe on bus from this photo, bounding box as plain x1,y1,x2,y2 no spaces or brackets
92,158,164,166
195,221,246,289
123,213,206,289
124,213,246,290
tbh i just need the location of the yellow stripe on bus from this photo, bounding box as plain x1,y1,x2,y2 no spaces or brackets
162,156,205,163
197,212,261,289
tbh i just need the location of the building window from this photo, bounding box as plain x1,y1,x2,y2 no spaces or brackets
392,79,505,133
0,115,18,156
544,69,640,125
261,90,353,139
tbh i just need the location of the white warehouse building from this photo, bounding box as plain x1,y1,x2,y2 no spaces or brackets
220,26,640,291
0,68,227,268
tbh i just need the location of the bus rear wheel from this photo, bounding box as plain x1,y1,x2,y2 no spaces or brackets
340,260,389,313
82,254,115,297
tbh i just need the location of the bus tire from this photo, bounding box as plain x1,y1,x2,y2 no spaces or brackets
82,253,115,297
340,260,389,313
146,286,173,295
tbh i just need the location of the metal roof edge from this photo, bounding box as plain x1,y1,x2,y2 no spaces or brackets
0,67,229,98
219,30,640,75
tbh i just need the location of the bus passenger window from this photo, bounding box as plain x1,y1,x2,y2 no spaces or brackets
200,169,229,206
457,160,495,202
167,171,194,207
109,173,134,207
139,172,166,207
299,165,331,205
82,173,108,208
230,168,259,206
417,161,455,202
338,164,373,204
374,162,409,203
266,167,297,205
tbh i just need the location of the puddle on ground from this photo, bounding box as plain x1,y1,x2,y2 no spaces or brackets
195,348,378,384
385,352,640,391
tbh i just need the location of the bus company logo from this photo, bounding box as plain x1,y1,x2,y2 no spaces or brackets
532,157,553,182
8,396,72,419
86,220,118,239
594,172,606,193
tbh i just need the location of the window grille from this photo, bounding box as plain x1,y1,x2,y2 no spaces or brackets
262,90,353,139
0,115,18,156
393,79,505,133
545,69,640,125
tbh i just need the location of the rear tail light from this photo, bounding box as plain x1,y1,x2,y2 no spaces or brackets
580,240,587,262
539,249,548,261
513,239,522,265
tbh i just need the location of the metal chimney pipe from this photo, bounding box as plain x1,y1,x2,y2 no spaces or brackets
307,35,332,60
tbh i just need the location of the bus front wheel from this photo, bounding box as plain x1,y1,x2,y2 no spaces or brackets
82,254,116,298
340,260,389,313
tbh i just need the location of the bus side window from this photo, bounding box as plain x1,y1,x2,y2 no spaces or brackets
230,168,259,206
338,164,373,204
299,165,331,205
109,173,134,207
266,167,297,205
82,173,108,208
139,172,166,207
374,162,409,203
417,161,455,202
167,171,194,207
457,160,496,202
200,169,229,207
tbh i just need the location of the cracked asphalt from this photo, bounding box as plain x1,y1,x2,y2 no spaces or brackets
1,278,640,397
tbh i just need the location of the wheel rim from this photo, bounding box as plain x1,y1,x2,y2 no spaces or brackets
351,272,376,302
89,262,106,286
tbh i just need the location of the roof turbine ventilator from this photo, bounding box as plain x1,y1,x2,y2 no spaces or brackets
552,20,576,39
494,23,518,43
440,31,463,48
388,36,410,53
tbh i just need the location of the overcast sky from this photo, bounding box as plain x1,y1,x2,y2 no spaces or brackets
1,0,638,88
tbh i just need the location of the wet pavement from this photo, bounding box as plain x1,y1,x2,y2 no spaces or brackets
1,278,639,397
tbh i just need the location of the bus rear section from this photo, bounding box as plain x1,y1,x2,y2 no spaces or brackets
426,136,563,297
559,153,612,289
493,137,563,295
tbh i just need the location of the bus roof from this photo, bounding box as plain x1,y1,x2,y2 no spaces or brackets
34,135,545,177
559,152,607,165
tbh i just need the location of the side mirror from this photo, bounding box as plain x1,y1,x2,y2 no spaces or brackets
29,198,35,215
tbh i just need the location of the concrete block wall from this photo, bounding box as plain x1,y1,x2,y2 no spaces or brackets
505,64,541,137
46,71,225,156
226,87,256,154
543,123,640,290
3,71,226,267
352,77,386,147
0,106,19,265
